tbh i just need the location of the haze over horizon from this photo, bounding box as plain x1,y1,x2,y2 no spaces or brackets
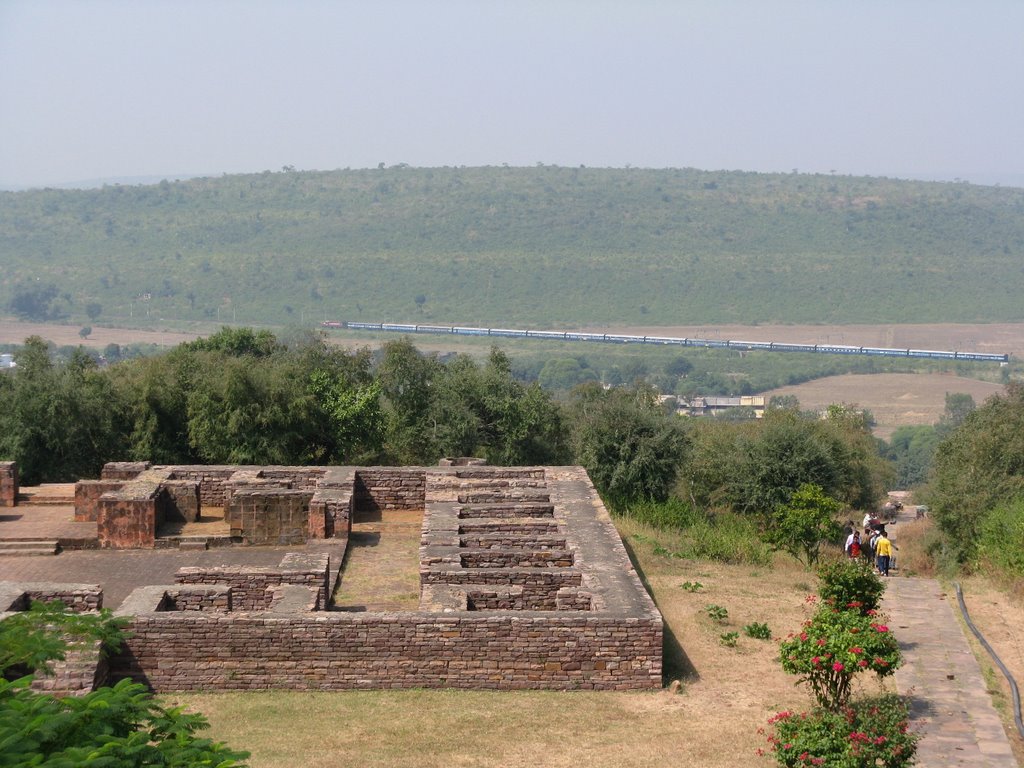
2,0,1022,190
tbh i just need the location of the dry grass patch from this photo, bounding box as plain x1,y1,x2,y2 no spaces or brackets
169,518,838,768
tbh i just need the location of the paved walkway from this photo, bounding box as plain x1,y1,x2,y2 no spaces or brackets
884,576,1019,767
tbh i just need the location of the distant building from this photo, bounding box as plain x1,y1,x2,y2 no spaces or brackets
677,395,765,418
0,353,15,369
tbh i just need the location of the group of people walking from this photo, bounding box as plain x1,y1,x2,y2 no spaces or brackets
844,514,896,576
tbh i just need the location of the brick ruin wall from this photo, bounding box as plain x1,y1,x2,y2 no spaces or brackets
175,552,331,610
110,612,661,691
0,462,17,507
226,488,314,545
354,468,426,511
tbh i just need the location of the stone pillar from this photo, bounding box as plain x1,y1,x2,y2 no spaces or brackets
0,462,18,507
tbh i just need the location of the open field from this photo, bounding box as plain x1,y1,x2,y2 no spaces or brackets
765,372,1006,440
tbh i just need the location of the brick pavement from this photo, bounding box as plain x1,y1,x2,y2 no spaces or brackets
884,576,1020,767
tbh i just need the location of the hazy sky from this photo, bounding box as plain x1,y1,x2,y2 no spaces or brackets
2,0,1022,189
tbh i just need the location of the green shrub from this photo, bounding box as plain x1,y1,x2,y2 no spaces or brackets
679,581,704,592
621,498,701,529
704,604,729,623
762,695,918,767
744,622,773,640
977,497,1024,578
674,512,774,566
720,631,739,647
623,503,773,566
816,557,885,614
779,607,902,711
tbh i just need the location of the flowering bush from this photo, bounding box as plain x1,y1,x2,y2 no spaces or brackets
779,607,902,710
762,695,918,768
817,557,885,615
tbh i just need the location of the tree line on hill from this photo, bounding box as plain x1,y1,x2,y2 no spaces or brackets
0,327,1019,579
4,166,1024,329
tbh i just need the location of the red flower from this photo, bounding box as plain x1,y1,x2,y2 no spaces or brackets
849,647,863,654
858,659,869,668
832,661,845,671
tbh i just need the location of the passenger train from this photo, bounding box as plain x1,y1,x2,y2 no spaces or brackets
321,322,1009,363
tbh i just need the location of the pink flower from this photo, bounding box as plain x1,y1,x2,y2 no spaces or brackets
849,647,863,654
800,632,809,641
811,656,821,666
833,661,845,671
816,638,826,646
858,660,869,668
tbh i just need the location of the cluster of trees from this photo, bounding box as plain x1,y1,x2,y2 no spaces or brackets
0,330,895,540
0,330,573,484
924,383,1024,570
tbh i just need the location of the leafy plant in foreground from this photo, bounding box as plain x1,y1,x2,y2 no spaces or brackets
0,601,249,767
761,695,918,768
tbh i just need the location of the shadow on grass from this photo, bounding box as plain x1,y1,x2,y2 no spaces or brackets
621,533,700,686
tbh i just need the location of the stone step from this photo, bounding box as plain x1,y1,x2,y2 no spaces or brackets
177,538,209,551
0,540,58,556
15,493,75,506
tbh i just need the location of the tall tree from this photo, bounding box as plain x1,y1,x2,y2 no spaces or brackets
567,382,688,510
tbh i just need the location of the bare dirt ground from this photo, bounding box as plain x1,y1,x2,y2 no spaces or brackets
765,373,1006,440
0,319,200,348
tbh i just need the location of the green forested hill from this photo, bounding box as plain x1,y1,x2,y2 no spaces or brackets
2,166,1023,327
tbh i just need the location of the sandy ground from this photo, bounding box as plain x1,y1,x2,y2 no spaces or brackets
765,373,1007,440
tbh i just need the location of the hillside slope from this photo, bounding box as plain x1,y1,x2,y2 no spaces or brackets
2,166,1023,327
